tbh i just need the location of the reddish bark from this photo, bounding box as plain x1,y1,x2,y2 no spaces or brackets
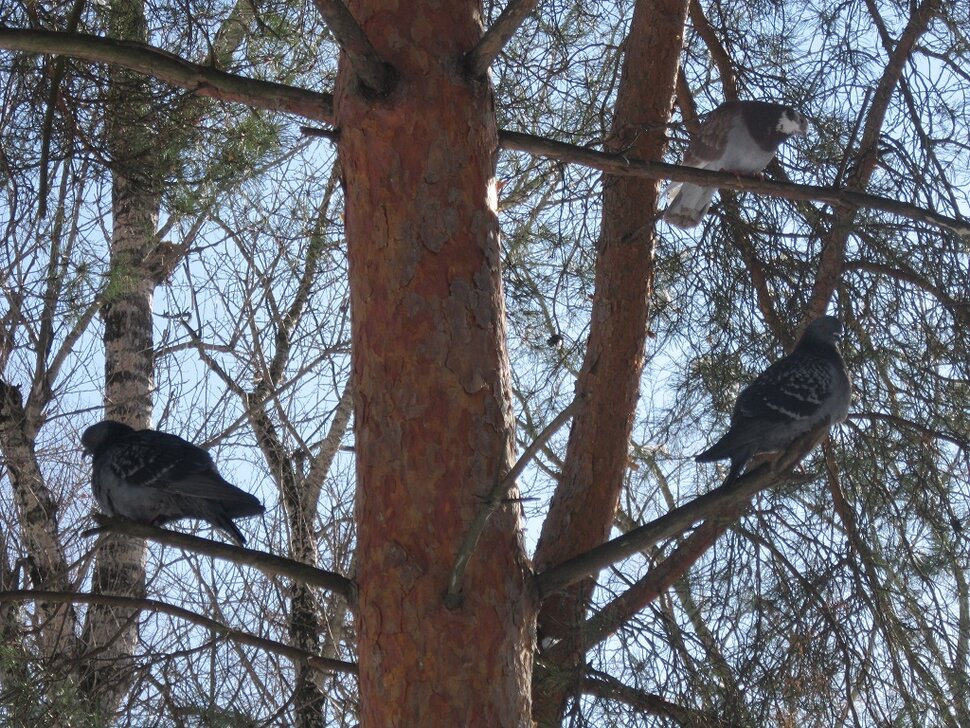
531,0,689,722
335,2,533,725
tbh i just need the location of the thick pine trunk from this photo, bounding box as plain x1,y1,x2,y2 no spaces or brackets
531,1,689,723
335,2,534,725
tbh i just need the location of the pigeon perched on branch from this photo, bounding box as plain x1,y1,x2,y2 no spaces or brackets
664,100,809,229
695,316,850,485
82,420,264,545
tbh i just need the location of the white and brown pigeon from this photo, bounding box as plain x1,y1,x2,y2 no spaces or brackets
664,100,809,229
82,420,264,545
695,316,850,485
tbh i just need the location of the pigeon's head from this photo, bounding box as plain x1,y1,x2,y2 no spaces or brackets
81,420,136,457
776,107,809,137
801,316,843,346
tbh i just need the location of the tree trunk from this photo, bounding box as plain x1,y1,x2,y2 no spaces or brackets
78,0,159,714
0,382,76,666
531,0,689,723
335,1,533,724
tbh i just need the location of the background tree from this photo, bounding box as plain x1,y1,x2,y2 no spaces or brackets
1,0,968,725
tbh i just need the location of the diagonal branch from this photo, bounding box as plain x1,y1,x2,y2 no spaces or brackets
546,506,737,662
444,394,584,608
465,0,542,78
86,516,356,600
687,0,738,100
0,29,335,122
582,670,730,727
805,0,941,318
534,424,831,599
0,590,357,675
309,0,392,94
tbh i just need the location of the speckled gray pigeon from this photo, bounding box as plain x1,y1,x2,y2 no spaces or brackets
695,316,850,485
82,420,264,545
664,100,809,229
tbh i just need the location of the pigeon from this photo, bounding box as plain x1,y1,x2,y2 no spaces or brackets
695,316,850,485
664,100,809,229
82,420,264,545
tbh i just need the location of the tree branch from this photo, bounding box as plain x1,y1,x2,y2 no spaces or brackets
546,511,734,661
465,0,541,78
444,394,584,608
6,27,965,241
309,0,392,94
805,0,941,319
498,129,970,238
0,590,357,675
687,0,738,100
582,669,730,727
0,29,335,122
534,424,831,599
85,516,356,601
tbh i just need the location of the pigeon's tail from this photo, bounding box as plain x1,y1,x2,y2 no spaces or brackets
663,183,715,229
214,514,248,546
694,436,733,463
201,506,252,546
696,438,754,487
221,490,265,519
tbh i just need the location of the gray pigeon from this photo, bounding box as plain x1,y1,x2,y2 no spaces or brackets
82,420,264,545
695,316,850,485
664,100,809,229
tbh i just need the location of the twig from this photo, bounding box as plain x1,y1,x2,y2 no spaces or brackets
0,589,357,675
534,424,831,599
834,87,872,188
308,0,392,94
444,395,584,608
85,515,356,601
465,0,542,78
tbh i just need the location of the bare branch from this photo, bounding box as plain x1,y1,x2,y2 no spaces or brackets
465,0,541,78
498,129,970,238
309,0,392,94
85,516,356,600
582,670,730,727
0,29,335,122
6,26,963,246
0,590,358,675
534,424,832,599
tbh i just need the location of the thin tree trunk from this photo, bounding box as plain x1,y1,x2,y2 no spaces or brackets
78,0,159,714
0,382,77,666
334,1,533,724
531,0,689,723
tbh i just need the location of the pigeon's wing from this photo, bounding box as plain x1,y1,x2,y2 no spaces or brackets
144,433,264,514
734,352,835,425
110,431,260,507
681,102,740,168
165,473,263,510
106,431,210,488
